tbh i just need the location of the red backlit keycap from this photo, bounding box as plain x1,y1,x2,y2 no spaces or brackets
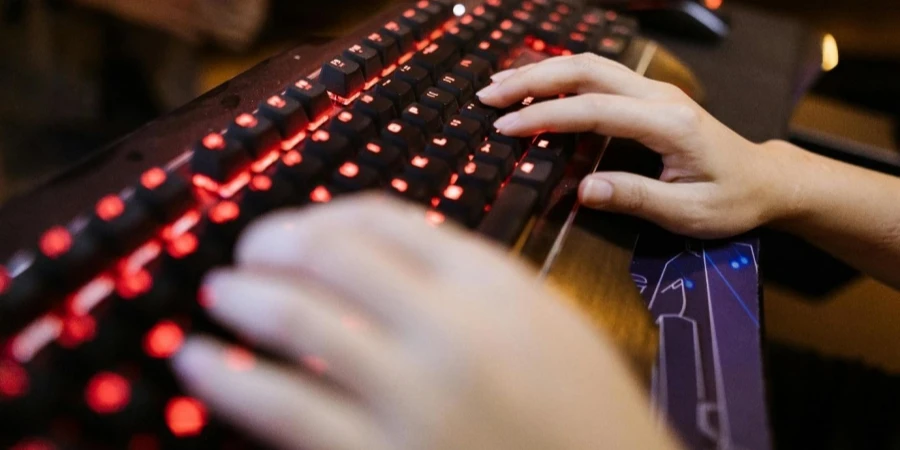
353,93,397,128
488,129,526,157
402,102,443,134
320,54,365,98
302,130,355,168
309,185,334,204
420,87,459,122
191,132,251,183
565,30,591,54
477,183,539,246
460,100,499,129
595,34,629,60
375,77,416,112
456,161,502,199
451,55,493,90
358,139,404,176
436,73,475,105
258,94,309,139
85,372,131,414
285,79,333,120
404,155,452,193
474,140,516,176
343,44,383,80
471,40,504,70
411,42,459,81
498,18,527,39
398,8,431,40
364,31,401,66
88,195,157,255
205,200,251,245
424,134,468,168
510,156,558,203
382,20,415,54
381,120,426,156
328,109,377,147
143,320,184,359
242,173,294,214
135,167,193,223
471,5,498,24
226,112,281,158
535,21,564,46
386,174,433,205
165,397,208,438
331,161,381,193
443,114,484,148
273,150,327,197
458,14,488,36
393,63,433,98
39,227,72,260
437,184,487,227
510,9,538,29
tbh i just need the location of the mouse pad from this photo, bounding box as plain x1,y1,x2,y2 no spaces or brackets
632,230,770,450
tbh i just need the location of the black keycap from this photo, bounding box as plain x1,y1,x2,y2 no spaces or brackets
489,129,526,157
564,30,591,54
399,7,432,40
241,173,294,214
487,29,518,54
484,0,514,14
402,102,443,134
609,15,639,37
386,175,433,205
443,115,484,148
302,129,355,167
404,155,452,192
510,157,558,202
205,200,253,245
452,55,493,90
274,150,327,198
472,39,505,70
580,8,608,30
0,359,62,429
477,183,539,246
375,78,416,112
226,112,281,158
461,100,500,129
135,167,193,223
437,184,486,227
383,20,415,54
364,30,401,66
595,34,629,60
258,94,309,138
87,195,157,254
442,25,476,53
331,161,381,193
32,225,109,290
382,120,426,156
436,73,474,105
358,139,404,177
416,0,448,21
470,4,498,24
528,133,576,162
474,140,516,176
457,160,502,198
458,14,488,37
424,134,468,168
353,92,396,129
191,132,251,183
329,109,377,147
498,18,528,40
393,63,433,98
320,55,365,97
343,44,384,80
510,9,538,31
545,9,575,27
0,265,58,336
535,20,564,46
411,42,459,81
420,87,459,122
285,79,333,120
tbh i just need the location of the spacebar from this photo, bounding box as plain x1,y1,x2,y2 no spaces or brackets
477,184,539,247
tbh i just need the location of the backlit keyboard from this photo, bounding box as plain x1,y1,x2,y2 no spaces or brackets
0,1,653,447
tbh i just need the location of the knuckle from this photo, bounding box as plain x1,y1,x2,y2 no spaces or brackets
572,53,601,76
666,102,702,134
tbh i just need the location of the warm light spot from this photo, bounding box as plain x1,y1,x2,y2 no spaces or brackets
460,15,473,25
144,321,184,359
209,201,240,224
96,195,125,221
452,3,466,17
338,111,354,122
0,266,9,295
521,162,535,174
85,372,131,414
385,21,400,32
822,33,839,72
513,10,530,21
39,227,72,259
478,41,491,50
0,361,29,398
500,19,513,30
141,168,167,190
303,355,329,375
473,5,485,15
202,133,225,150
235,113,258,128
191,174,219,192
167,233,198,259
366,142,382,154
432,137,447,147
532,39,546,52
220,171,251,199
403,8,416,18
312,130,330,142
570,32,585,42
283,150,303,166
11,316,63,363
267,95,286,108
295,79,313,90
388,122,403,133
601,37,616,49
705,0,723,10
117,270,153,299
391,178,409,193
250,175,273,191
411,156,429,168
252,150,282,172
166,397,207,437
464,162,477,174
444,185,464,200
58,315,96,348
491,30,503,40
162,211,200,242
310,186,332,203
224,346,256,372
339,162,360,178
425,210,446,226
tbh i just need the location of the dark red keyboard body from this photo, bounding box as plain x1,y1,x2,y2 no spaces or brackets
0,1,659,448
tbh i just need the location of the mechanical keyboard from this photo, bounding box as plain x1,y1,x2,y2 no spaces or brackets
0,1,662,448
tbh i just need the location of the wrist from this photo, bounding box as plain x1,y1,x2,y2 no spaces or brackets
756,140,820,230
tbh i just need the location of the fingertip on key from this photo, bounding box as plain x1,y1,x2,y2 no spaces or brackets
493,112,520,132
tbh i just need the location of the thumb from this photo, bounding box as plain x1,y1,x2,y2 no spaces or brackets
579,172,702,230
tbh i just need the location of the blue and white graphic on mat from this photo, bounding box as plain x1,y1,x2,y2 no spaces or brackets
631,238,770,450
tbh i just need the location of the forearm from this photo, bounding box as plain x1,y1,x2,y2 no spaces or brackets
765,140,900,288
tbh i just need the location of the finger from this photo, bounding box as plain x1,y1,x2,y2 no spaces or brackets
203,269,401,394
579,172,709,233
174,337,389,450
493,94,692,154
477,54,653,107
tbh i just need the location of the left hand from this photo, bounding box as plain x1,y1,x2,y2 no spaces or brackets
173,195,678,450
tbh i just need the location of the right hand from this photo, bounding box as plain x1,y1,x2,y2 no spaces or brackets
477,53,803,239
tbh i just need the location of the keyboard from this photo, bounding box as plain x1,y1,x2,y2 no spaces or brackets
0,1,659,447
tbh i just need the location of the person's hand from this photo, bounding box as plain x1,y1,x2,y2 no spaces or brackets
478,53,802,239
173,196,678,450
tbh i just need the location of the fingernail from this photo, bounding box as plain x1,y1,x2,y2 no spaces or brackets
491,68,516,82
173,338,219,382
476,83,498,98
581,179,614,204
493,112,520,131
